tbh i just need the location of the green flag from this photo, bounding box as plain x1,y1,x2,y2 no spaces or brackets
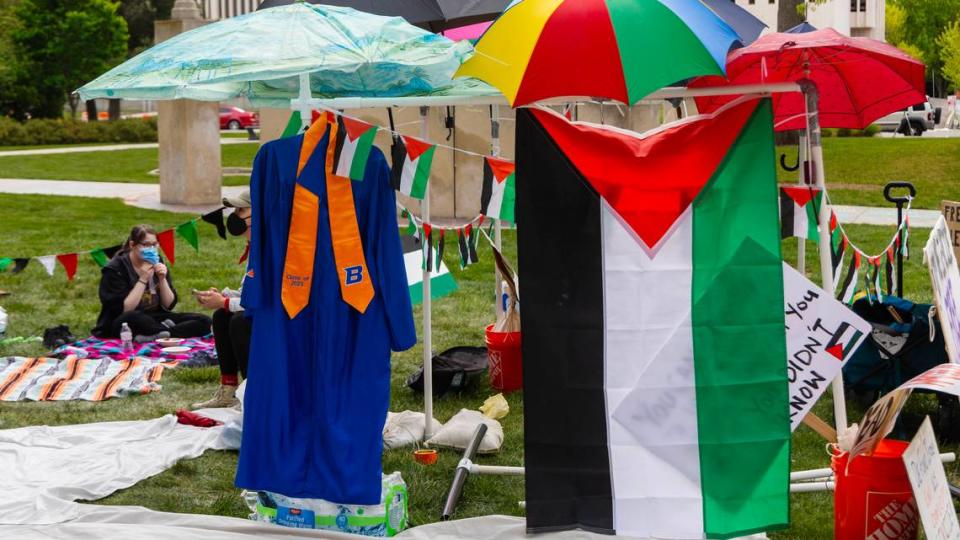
0,258,12,272
281,111,305,138
89,249,109,268
176,220,200,252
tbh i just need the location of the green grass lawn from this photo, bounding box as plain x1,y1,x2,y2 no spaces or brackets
776,137,960,209
0,143,259,186
1,136,959,208
1,194,958,537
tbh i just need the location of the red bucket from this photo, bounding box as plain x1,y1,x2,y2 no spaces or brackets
484,324,522,393
832,439,919,540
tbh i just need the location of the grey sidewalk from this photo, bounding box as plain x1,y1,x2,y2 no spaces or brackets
0,139,255,157
0,179,246,214
0,178,945,227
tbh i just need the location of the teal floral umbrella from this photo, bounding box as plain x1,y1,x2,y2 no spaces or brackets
77,3,496,105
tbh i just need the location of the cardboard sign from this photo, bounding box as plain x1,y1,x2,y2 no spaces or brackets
941,201,960,264
851,364,960,458
783,264,871,431
924,216,960,363
903,416,960,540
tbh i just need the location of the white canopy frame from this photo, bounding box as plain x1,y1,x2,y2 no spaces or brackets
288,76,848,442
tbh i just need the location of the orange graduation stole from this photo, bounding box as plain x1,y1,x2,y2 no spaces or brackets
281,112,374,318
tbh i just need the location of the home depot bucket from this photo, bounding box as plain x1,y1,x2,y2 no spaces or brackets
831,439,919,540
484,324,522,392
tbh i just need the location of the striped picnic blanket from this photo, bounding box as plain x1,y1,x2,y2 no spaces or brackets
53,336,217,362
0,356,171,401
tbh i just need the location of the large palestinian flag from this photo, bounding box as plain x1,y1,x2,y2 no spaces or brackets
516,98,789,539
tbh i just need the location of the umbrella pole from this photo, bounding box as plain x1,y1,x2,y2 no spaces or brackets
490,105,504,319
800,79,849,437
421,106,435,440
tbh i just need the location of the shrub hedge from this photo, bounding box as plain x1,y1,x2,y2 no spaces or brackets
0,116,158,146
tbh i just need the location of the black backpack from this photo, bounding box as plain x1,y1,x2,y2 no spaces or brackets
406,346,488,396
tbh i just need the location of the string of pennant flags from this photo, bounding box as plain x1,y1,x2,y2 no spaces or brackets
397,202,495,272
0,208,230,280
289,108,518,223
779,186,911,305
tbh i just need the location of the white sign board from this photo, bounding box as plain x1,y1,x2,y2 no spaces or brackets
903,416,960,540
924,216,960,363
783,263,872,431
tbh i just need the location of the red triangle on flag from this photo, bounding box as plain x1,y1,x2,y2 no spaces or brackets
56,253,78,281
782,186,820,207
826,344,844,360
530,100,758,250
402,135,434,160
486,157,515,184
158,229,176,265
342,116,374,141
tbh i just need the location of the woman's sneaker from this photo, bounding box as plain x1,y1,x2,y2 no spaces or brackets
192,384,239,409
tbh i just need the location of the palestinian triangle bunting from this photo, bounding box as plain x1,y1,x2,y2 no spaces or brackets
334,116,378,181
391,135,435,200
516,98,789,539
481,157,516,222
780,186,822,241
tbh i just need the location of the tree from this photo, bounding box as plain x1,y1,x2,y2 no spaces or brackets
888,0,960,95
939,21,960,91
777,0,804,32
12,0,128,119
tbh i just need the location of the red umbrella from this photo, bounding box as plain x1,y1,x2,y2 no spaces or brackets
689,28,925,131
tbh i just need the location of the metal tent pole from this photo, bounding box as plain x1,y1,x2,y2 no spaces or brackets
293,73,313,130
420,106,435,440
800,79,848,436
490,104,504,319
797,134,808,274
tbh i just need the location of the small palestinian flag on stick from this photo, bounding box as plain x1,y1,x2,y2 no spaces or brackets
481,157,516,223
334,116,378,181
837,251,862,304
779,186,822,241
391,135,435,200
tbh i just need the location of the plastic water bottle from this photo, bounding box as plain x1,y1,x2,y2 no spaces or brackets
120,323,133,356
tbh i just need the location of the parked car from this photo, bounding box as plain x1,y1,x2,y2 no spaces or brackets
219,106,259,130
874,99,936,136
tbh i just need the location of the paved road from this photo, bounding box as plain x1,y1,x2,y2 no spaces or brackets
0,178,943,226
0,139,256,157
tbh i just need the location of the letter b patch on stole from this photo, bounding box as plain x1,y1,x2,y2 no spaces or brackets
344,265,364,285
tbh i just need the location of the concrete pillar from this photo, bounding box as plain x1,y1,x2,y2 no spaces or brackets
154,1,222,206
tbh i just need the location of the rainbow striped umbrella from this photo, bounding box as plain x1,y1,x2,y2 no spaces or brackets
455,0,744,106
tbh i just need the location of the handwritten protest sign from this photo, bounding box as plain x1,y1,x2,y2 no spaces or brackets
851,363,960,458
941,201,960,264
903,416,960,540
924,216,960,363
783,264,871,431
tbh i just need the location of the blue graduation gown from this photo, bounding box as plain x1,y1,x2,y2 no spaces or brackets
236,128,417,504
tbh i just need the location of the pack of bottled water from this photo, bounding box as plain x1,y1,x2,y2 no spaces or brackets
243,471,408,537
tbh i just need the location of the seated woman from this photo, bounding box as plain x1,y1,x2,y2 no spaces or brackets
92,224,211,341
192,191,253,409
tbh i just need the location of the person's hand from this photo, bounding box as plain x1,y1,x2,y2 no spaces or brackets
197,290,226,310
154,263,168,279
136,263,155,282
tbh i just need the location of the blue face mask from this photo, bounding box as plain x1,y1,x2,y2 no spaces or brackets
140,246,159,265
